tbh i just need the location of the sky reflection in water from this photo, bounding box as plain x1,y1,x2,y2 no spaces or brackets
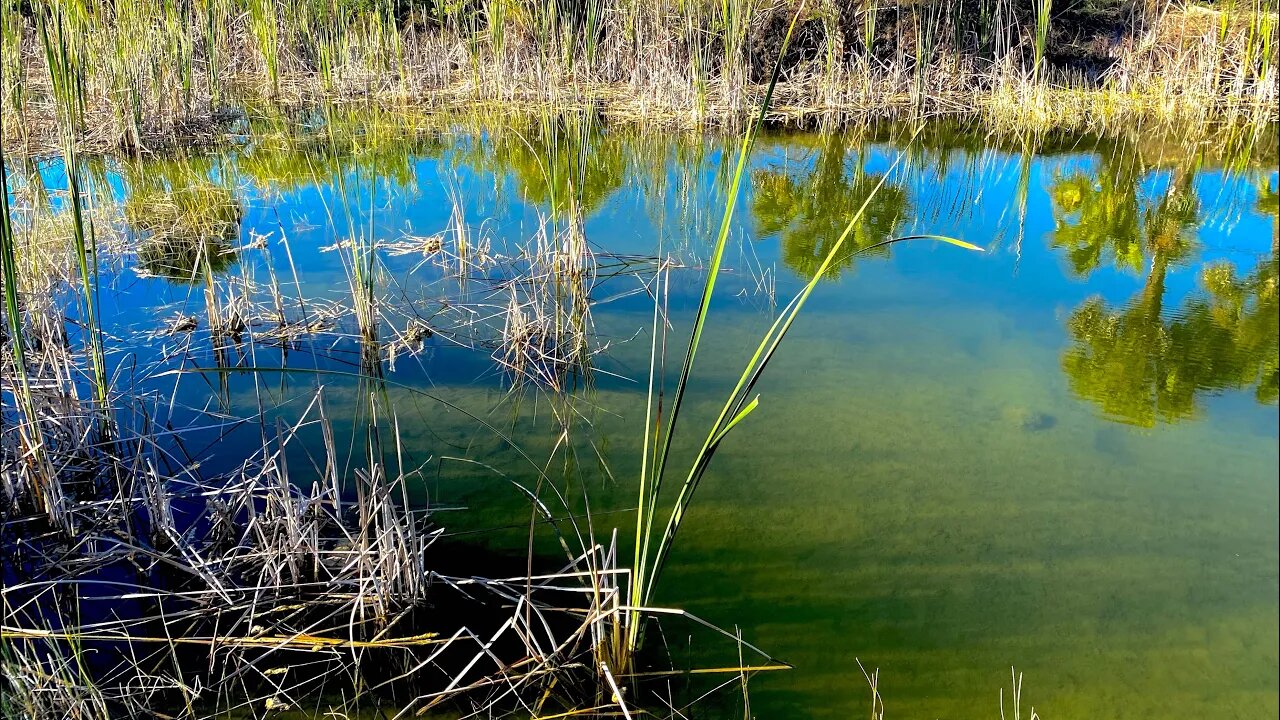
14,117,1277,719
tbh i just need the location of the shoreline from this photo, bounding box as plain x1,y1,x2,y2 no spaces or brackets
4,80,1277,159
2,1,1276,155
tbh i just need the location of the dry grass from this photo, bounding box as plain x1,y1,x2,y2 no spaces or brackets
0,151,733,717
0,0,1275,156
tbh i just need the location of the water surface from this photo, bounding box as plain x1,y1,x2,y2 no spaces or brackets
17,117,1278,718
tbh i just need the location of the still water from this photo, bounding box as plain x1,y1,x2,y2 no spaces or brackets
28,116,1279,718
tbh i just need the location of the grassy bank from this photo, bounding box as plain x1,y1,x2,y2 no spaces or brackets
1,0,1277,154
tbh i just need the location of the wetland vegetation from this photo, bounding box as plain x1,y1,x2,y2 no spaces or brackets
2,1,1278,719
0,0,1277,153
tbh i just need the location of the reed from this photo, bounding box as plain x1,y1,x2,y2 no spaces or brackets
0,135,60,522
248,0,281,97
623,2,983,664
1032,0,1052,78
0,165,660,718
37,4,110,424
1,0,1275,154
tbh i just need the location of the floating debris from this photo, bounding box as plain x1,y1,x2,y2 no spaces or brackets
158,313,199,336
381,233,444,256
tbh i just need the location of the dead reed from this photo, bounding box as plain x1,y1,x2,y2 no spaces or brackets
0,103,763,718
1,0,1276,155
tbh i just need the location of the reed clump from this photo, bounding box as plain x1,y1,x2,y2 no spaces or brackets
0,194,651,720
0,101,747,718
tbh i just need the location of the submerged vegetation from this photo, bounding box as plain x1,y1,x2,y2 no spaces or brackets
1,0,1278,154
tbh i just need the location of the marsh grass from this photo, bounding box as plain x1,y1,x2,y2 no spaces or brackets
1,0,1276,154
0,202,660,720
0,88,722,715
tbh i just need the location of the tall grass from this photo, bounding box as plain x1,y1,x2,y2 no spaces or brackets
0,130,59,522
248,0,281,97
1,0,1276,153
0,3,23,147
37,5,109,418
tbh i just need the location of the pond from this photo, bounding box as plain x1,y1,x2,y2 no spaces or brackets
12,116,1278,719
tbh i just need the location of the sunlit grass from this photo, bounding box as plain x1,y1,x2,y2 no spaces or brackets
1,0,1275,153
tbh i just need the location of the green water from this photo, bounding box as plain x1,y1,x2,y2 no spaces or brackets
29,117,1277,718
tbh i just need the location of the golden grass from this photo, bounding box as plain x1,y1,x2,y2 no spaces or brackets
0,0,1275,154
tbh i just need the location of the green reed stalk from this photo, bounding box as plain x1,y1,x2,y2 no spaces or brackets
820,0,840,97
487,0,508,62
644,189,979,613
583,0,604,68
976,0,992,58
0,138,51,505
314,3,340,94
38,6,109,412
627,8,982,658
463,0,485,94
1033,0,1052,79
380,0,406,92
112,1,144,153
697,2,718,120
913,0,942,112
534,0,552,89
1250,5,1275,90
628,0,807,655
249,0,281,97
862,0,878,69
721,0,755,102
171,0,195,113
203,0,220,106
0,1,23,132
